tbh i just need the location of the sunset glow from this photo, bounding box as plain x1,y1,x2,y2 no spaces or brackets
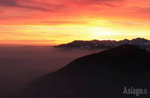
1,0,150,45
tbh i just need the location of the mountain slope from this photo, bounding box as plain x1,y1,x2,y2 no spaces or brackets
23,44,150,98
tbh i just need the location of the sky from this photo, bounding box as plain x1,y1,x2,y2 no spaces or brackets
0,0,150,45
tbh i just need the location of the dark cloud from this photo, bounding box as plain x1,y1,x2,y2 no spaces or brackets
15,4,53,11
0,0,17,6
0,0,64,11
75,0,122,5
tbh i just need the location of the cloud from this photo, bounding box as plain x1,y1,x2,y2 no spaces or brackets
0,0,64,11
111,20,150,26
0,0,124,25
0,0,17,6
72,0,122,6
2,0,149,26
136,6,150,14
1,39,57,42
41,20,88,25
0,16,31,19
0,0,120,11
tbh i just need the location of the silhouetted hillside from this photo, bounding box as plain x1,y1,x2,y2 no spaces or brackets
23,44,150,98
55,38,150,50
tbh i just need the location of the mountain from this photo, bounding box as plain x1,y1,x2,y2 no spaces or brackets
55,38,150,50
55,40,117,49
23,44,150,98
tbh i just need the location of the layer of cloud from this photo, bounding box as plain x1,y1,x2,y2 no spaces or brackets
0,0,150,25
0,0,120,11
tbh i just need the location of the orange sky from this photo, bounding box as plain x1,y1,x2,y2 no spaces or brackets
0,0,150,45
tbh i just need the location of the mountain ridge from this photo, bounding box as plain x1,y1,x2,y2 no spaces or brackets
55,38,150,50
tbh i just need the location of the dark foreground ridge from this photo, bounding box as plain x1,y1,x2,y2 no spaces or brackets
23,44,150,98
